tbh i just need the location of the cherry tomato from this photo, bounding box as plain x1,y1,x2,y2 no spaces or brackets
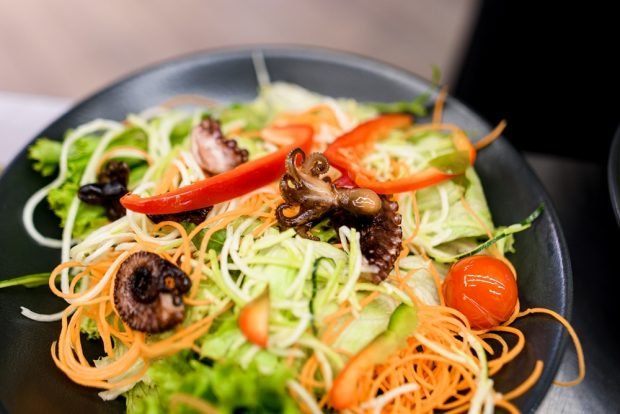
443,255,518,329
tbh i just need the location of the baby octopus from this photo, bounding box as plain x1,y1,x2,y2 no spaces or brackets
276,149,382,238
191,116,249,175
114,251,191,333
276,149,402,282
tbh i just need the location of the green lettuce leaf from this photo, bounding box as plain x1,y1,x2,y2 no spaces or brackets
48,182,108,239
125,352,301,414
28,138,62,177
332,293,397,354
28,128,150,240
369,94,429,117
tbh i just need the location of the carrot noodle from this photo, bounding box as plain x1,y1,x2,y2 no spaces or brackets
485,326,525,374
154,162,180,195
407,190,421,242
96,146,154,173
274,104,342,133
433,86,449,124
183,297,213,306
458,195,507,263
152,220,192,273
501,360,544,401
474,120,507,150
494,399,520,414
516,308,585,387
459,196,494,240
423,254,446,306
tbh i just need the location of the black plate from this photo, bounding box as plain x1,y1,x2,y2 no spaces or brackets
608,126,620,226
0,47,571,413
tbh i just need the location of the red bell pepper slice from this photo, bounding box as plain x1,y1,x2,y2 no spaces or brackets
323,114,477,194
121,124,313,214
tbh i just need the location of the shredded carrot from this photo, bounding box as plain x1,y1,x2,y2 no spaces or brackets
494,399,520,414
96,145,154,173
459,195,506,260
459,196,493,239
422,254,446,306
154,162,180,195
152,220,192,274
474,120,507,150
517,308,585,387
406,190,421,242
432,86,449,124
502,360,544,401
485,326,525,374
273,104,342,133
183,297,213,306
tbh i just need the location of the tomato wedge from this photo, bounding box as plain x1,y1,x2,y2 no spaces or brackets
324,114,477,194
121,124,313,214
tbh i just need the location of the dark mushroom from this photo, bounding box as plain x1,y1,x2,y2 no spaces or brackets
113,251,191,333
78,160,130,221
191,117,249,175
275,148,382,239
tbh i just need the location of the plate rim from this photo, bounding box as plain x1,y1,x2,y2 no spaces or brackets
608,125,620,226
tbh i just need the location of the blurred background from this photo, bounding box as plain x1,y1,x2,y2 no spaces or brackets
0,0,478,167
0,0,476,97
1,0,617,164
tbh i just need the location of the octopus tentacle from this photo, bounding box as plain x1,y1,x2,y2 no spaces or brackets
285,147,306,183
331,196,402,283
276,203,324,228
191,117,249,175
302,152,330,176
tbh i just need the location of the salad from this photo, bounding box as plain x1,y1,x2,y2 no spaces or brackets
3,77,583,413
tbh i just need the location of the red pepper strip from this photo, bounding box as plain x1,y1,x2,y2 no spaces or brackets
323,115,477,194
324,114,411,168
121,124,313,214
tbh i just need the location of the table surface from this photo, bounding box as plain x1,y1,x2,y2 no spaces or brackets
1,94,617,413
